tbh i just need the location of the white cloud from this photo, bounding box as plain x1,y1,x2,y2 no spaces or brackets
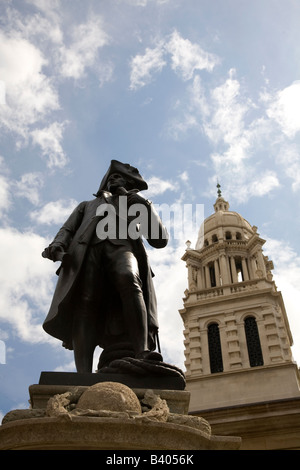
0,9,111,166
8,4,63,43
130,43,166,90
98,62,115,87
168,69,287,203
248,171,280,197
31,122,68,168
148,243,187,368
190,75,210,117
30,199,78,225
205,69,250,147
121,0,170,6
13,172,44,205
266,81,300,138
145,176,177,197
275,144,300,191
125,0,148,5
166,30,219,81
166,113,198,140
0,157,12,217
26,0,62,19
0,227,56,344
59,16,109,80
180,171,189,182
263,237,300,365
0,31,60,141
130,31,219,90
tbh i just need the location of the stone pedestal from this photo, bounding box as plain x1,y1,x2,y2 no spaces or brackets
0,373,241,450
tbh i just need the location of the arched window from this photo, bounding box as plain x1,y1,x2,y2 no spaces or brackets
207,323,223,373
236,232,242,240
225,231,232,240
244,316,264,367
212,234,218,243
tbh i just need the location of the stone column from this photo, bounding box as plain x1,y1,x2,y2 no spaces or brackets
241,257,249,281
214,259,221,286
219,253,230,285
230,257,238,283
197,265,204,290
201,326,210,375
250,256,258,279
205,265,211,288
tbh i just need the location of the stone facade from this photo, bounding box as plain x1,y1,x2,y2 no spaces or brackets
180,194,300,449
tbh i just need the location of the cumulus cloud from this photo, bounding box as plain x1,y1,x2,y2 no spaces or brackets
263,237,300,363
147,243,187,368
248,171,280,197
166,68,300,202
30,199,78,225
166,30,219,81
31,122,68,168
0,227,55,344
130,30,219,90
0,7,112,169
122,0,170,6
0,157,12,217
146,176,177,197
13,172,44,205
59,16,109,80
266,81,300,138
205,69,250,147
0,31,60,141
130,43,167,90
26,0,62,18
276,144,300,191
9,3,63,43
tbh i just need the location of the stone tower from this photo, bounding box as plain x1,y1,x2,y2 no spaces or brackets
180,188,300,413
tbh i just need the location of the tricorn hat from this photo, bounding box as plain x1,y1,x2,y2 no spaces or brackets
94,160,148,196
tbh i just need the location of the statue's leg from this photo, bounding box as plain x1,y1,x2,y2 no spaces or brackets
104,245,149,356
72,246,103,373
72,307,98,373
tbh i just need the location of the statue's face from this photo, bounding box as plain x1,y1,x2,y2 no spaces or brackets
107,173,127,192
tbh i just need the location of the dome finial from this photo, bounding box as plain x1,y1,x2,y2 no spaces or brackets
214,182,230,212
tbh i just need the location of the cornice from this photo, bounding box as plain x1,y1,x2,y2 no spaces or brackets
183,278,277,306
182,235,266,264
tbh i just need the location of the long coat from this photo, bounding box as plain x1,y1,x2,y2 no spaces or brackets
43,192,168,352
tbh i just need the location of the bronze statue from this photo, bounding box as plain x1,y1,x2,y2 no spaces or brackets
42,161,168,373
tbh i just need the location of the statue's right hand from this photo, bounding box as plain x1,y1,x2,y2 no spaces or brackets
42,245,65,262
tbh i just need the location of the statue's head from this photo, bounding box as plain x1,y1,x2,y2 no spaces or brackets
94,160,148,196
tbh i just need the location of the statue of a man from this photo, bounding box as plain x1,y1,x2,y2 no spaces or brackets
42,161,168,373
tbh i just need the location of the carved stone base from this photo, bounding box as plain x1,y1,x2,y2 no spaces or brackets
0,415,241,450
0,381,241,450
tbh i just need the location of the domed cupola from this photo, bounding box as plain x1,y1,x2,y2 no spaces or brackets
196,185,254,251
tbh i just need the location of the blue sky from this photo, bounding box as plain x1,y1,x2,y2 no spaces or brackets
1,0,300,420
